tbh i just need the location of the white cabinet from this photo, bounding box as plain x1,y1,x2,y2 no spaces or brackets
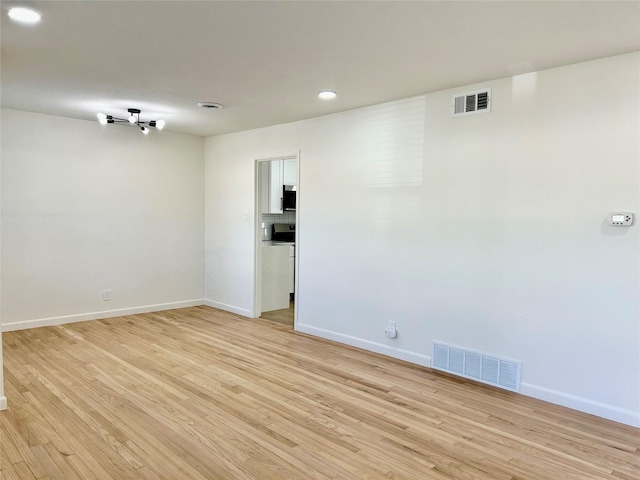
261,245,290,312
268,161,283,214
262,159,297,214
289,251,295,294
260,161,284,214
283,159,297,186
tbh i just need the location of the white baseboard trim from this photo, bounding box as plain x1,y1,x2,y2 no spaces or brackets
521,383,640,428
0,396,7,411
295,323,432,368
1,299,206,332
295,324,639,428
203,299,251,318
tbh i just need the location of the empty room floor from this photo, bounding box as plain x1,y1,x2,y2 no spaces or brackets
1,306,638,479
260,301,294,327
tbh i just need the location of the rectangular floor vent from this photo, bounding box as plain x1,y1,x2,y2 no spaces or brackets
433,342,521,392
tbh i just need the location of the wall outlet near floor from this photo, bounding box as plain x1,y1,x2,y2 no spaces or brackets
385,321,397,338
102,289,111,301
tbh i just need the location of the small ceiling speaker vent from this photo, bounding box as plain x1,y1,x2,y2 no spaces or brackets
197,102,224,110
452,88,491,117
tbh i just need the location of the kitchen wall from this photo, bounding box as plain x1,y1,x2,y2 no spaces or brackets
262,212,296,225
1,109,205,330
262,212,296,241
204,52,640,426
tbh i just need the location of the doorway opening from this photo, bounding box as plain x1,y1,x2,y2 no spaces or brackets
254,154,299,327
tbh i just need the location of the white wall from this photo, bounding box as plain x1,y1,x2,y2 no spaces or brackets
204,52,640,426
1,109,205,331
0,110,5,410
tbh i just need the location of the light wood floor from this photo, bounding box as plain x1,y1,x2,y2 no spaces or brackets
260,301,294,326
1,306,638,480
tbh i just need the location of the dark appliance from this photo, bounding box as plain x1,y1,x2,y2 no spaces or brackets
283,185,296,211
272,223,295,243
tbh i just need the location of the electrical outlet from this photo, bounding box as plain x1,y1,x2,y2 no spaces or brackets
102,289,111,301
385,321,397,339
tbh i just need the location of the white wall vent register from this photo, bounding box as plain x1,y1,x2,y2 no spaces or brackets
432,341,521,392
452,88,491,117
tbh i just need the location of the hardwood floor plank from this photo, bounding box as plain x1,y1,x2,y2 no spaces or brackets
2,306,638,480
260,302,294,327
2,460,38,480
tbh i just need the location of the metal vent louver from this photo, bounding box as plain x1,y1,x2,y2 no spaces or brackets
432,341,521,392
452,88,491,117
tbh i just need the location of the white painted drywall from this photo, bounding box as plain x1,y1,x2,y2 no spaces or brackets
204,52,640,426
0,110,4,410
1,109,205,331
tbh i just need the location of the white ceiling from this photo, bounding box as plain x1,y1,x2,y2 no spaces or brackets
2,1,639,137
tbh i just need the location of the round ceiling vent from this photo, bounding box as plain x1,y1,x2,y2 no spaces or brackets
197,102,224,110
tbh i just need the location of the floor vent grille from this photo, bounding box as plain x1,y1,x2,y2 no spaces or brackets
432,342,521,392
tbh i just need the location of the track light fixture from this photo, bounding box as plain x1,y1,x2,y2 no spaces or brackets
97,108,165,134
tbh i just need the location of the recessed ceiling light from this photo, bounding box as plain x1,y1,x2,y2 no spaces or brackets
318,91,337,100
7,7,41,24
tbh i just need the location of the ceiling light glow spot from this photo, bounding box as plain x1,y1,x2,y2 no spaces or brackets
7,7,41,24
318,91,336,100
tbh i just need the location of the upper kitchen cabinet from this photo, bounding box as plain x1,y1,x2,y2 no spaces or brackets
269,160,284,214
283,159,296,186
261,159,297,214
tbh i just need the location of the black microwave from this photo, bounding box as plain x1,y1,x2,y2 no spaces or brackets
283,185,296,211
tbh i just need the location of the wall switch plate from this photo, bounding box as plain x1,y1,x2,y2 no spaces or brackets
607,212,634,226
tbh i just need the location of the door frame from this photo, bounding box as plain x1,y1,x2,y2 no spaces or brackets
253,152,300,327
